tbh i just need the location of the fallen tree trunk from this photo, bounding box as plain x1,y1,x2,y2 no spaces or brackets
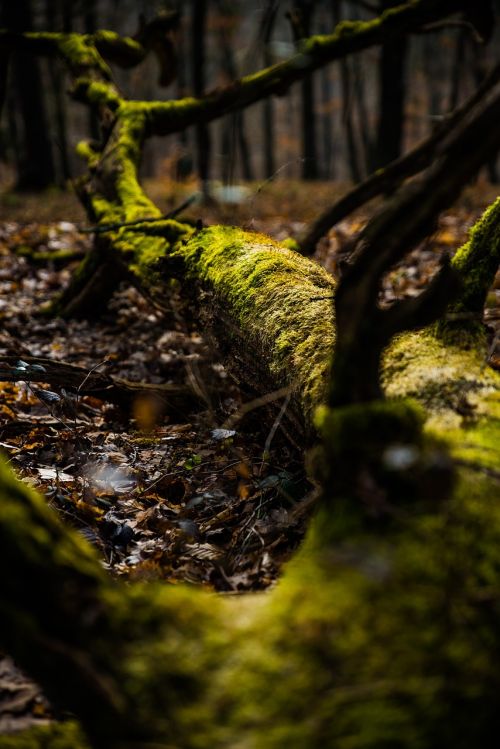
0,252,499,749
1,5,500,747
1,188,500,747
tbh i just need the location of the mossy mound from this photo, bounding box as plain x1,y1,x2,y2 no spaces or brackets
0,724,87,749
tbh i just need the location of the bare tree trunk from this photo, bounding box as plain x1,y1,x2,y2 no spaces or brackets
192,0,211,197
372,0,408,170
175,13,193,181
352,50,371,175
216,3,254,182
334,0,363,182
293,0,319,180
2,0,56,190
83,0,100,144
447,28,466,112
472,40,498,183
262,0,278,179
61,0,73,33
45,0,71,185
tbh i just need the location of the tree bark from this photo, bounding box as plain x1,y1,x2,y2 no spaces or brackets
1,213,499,747
291,1,319,180
45,0,71,184
261,0,279,179
192,0,212,197
1,8,500,747
372,0,409,170
2,0,56,190
217,3,254,182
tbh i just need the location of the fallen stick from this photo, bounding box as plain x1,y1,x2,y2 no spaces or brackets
0,355,203,414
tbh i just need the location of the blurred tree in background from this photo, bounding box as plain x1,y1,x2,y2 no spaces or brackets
2,0,500,190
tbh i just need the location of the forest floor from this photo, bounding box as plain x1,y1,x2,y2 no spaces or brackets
0,177,500,732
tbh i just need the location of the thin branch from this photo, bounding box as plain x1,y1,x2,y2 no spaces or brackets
222,386,292,429
415,19,481,41
298,61,500,255
78,195,198,234
380,259,461,338
0,355,203,413
140,0,467,137
329,76,500,406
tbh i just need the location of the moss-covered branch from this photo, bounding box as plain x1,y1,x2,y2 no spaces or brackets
0,9,180,85
329,75,500,406
1,6,500,745
168,226,335,434
446,195,500,323
0,1,477,318
133,0,475,137
0,1,477,137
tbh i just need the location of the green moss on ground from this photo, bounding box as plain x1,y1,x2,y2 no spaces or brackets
220,466,500,749
384,330,498,423
2,441,500,749
0,724,88,749
1,318,499,749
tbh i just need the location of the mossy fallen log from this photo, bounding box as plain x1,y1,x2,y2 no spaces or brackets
168,225,336,436
1,198,500,746
1,5,500,746
0,322,499,747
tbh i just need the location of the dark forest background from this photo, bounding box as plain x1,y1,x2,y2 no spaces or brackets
2,0,500,193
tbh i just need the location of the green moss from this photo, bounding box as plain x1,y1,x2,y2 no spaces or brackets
0,456,106,582
174,225,336,427
70,103,195,291
430,409,500,473
75,140,100,169
0,723,88,749
132,97,202,138
56,34,112,78
303,18,378,53
92,30,126,45
81,106,160,226
382,328,500,479
281,237,300,251
448,196,500,318
76,79,120,110
315,398,423,447
383,329,498,427
207,463,500,749
92,30,144,62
